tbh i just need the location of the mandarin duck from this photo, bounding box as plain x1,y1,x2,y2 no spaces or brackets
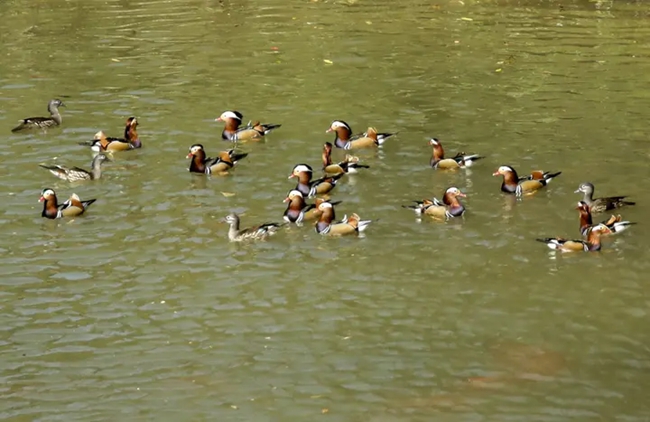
576,201,635,237
222,213,284,242
314,202,372,236
322,142,369,175
575,182,635,214
39,154,110,182
216,110,281,142
493,165,561,196
12,99,65,132
326,120,396,150
283,190,342,224
39,188,96,219
428,138,482,169
289,164,343,198
536,225,605,252
187,144,247,175
403,187,466,220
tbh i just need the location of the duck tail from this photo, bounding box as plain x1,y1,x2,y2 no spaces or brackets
82,199,97,208
11,121,28,132
545,171,562,181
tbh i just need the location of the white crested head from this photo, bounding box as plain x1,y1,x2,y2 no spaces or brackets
318,201,333,210
41,188,55,198
94,131,105,139
292,164,313,174
189,144,204,154
330,120,351,131
220,111,243,121
288,190,303,198
497,165,514,174
429,138,440,146
446,187,461,195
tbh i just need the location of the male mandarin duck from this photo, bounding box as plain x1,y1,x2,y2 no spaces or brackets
493,165,561,196
315,201,372,236
428,138,482,169
403,187,466,220
576,201,634,237
326,120,396,150
221,213,284,242
288,164,343,198
187,144,247,175
12,99,65,132
40,154,110,182
216,110,281,142
575,182,635,214
283,190,342,224
322,142,369,175
39,188,96,219
83,117,140,151
536,225,605,252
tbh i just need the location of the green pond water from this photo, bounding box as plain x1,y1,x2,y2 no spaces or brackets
1,0,649,420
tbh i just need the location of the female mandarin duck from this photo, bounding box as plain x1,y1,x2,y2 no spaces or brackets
322,142,369,175
326,120,396,150
12,99,65,132
403,187,466,220
575,182,635,214
289,164,343,198
283,190,342,224
428,138,482,169
493,165,561,197
187,144,247,175
40,154,110,182
536,225,605,252
221,213,284,242
576,201,634,237
85,117,140,152
39,188,96,219
216,110,281,142
315,201,372,236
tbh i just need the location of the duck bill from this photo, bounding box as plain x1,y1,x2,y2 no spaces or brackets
282,197,290,203
457,192,467,198
215,117,224,122
491,171,501,176
287,174,296,179
325,127,333,133
186,153,193,158
573,189,581,193
38,196,45,202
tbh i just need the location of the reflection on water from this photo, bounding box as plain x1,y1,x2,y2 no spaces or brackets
1,0,650,420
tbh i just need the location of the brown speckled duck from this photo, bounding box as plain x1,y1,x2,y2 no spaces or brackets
289,164,343,197
283,190,342,224
315,201,372,236
187,144,247,175
428,138,482,169
12,99,65,132
322,142,369,175
39,188,96,219
40,154,110,182
536,225,604,252
326,120,396,150
403,187,467,220
221,213,284,242
575,182,635,214
493,165,561,197
576,201,634,237
216,110,281,142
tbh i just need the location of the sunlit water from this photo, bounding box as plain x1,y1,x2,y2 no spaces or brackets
1,0,649,420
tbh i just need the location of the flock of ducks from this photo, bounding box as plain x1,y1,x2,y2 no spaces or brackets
15,99,636,250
